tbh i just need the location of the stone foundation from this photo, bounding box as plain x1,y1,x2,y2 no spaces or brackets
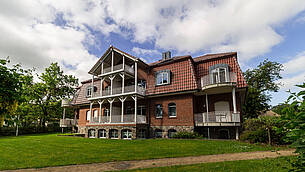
150,125,194,138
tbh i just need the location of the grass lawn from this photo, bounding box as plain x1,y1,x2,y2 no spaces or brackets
0,133,285,170
125,156,296,172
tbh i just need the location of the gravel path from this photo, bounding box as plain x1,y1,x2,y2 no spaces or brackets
3,150,296,172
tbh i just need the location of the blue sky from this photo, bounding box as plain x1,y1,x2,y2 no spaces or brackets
1,0,305,106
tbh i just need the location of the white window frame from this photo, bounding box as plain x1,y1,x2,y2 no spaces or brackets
86,110,91,121
110,129,119,139
168,103,176,118
137,105,146,116
88,129,96,138
122,129,132,139
156,71,170,86
211,67,228,84
93,109,98,121
86,87,92,97
155,104,163,118
98,129,106,138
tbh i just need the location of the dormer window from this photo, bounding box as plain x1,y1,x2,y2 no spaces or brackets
156,70,170,86
86,86,97,97
209,64,229,84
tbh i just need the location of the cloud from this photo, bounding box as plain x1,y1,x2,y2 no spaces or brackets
1,0,305,84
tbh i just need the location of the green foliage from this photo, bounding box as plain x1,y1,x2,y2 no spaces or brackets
243,59,283,119
172,131,202,139
277,83,305,171
240,116,286,145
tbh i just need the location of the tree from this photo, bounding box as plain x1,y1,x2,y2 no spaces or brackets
278,83,305,171
243,59,283,119
0,58,27,128
31,63,78,128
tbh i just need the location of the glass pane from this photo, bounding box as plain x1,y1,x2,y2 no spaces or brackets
157,73,163,85
163,72,168,84
219,68,226,82
213,72,218,84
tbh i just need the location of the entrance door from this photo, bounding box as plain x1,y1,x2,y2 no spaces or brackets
214,101,230,122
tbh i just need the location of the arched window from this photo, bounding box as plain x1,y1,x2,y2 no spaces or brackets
98,129,106,138
155,129,163,138
155,104,163,118
88,129,96,138
93,109,98,121
168,103,176,117
109,129,118,139
86,110,91,121
137,129,146,139
122,129,132,139
168,129,177,138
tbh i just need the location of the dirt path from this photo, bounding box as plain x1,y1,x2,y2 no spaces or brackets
4,150,296,172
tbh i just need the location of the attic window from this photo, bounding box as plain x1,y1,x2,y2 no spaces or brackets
86,86,97,97
156,70,170,86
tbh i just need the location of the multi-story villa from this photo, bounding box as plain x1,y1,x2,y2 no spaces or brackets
61,46,247,140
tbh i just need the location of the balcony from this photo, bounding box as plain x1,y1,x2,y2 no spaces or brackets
89,115,147,124
60,119,78,127
194,111,240,126
90,85,145,99
100,64,134,76
200,72,237,92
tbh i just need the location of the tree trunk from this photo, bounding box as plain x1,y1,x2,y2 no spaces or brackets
16,115,20,136
267,128,271,145
0,114,4,128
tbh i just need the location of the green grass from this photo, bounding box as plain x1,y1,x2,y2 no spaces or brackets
0,133,284,170
125,156,296,172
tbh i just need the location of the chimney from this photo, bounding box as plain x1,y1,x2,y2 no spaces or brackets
162,51,171,60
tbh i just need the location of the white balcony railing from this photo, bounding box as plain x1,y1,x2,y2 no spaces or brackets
92,85,145,98
60,119,78,127
200,72,237,88
89,115,146,124
101,64,134,75
194,111,240,124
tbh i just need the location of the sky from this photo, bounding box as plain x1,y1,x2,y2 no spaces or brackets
1,0,305,106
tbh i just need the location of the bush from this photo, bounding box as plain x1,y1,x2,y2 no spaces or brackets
0,124,62,136
240,116,286,145
172,131,202,139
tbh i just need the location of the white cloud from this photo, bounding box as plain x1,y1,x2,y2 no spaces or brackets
1,0,305,83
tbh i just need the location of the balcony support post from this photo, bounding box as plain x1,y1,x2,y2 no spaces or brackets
91,75,94,98
132,95,137,123
119,73,125,94
205,93,209,122
122,55,125,70
232,87,237,113
100,77,104,96
109,75,115,95
89,102,93,123
108,98,114,123
111,50,114,72
236,127,239,140
119,97,127,123
135,61,137,93
98,100,104,123
101,62,104,74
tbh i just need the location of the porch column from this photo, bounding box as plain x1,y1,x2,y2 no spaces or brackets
119,73,125,94
101,62,104,74
91,75,94,98
98,100,104,123
134,61,137,92
100,78,104,96
122,55,125,70
108,99,114,123
232,87,237,113
236,127,239,140
205,93,209,122
89,102,93,122
111,50,114,72
109,75,115,95
119,97,126,123
132,96,137,123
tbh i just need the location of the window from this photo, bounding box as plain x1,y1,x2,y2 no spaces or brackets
156,70,170,85
155,129,163,138
155,104,163,118
122,129,132,139
109,129,118,139
86,110,91,121
137,129,146,139
98,129,106,138
168,129,177,138
93,109,98,121
212,68,227,84
137,106,146,115
126,106,133,114
168,103,176,117
88,129,96,138
86,86,97,97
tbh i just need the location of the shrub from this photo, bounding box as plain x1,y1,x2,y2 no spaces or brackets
240,116,286,145
172,131,202,139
